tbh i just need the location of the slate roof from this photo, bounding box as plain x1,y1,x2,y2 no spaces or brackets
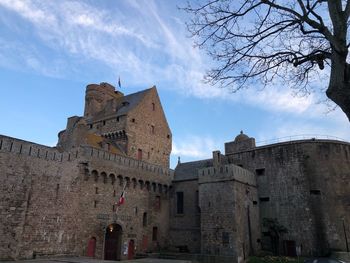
174,159,213,181
89,88,152,122
115,88,152,116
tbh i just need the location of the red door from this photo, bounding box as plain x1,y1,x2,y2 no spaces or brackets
87,237,96,257
142,235,148,252
138,149,142,160
128,239,135,260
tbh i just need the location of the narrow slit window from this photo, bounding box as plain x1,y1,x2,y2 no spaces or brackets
259,197,270,202
310,190,321,195
176,192,184,214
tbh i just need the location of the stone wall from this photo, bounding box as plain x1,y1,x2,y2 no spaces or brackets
77,145,172,259
127,87,172,168
0,135,81,260
0,135,172,260
198,163,260,263
226,139,350,256
169,179,201,253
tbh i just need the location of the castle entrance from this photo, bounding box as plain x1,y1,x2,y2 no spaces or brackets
104,224,122,260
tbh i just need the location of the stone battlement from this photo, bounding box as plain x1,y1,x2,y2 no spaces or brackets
0,135,172,179
80,145,172,178
0,135,78,162
198,164,256,186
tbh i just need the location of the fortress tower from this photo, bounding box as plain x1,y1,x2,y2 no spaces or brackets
58,82,172,167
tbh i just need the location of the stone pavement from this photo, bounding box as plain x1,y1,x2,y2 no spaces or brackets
0,257,192,263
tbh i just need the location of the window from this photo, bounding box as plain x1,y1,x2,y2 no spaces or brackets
152,103,155,111
117,117,120,122
152,227,158,241
155,196,161,211
256,168,265,176
167,134,170,139
138,149,142,160
143,212,147,227
195,190,200,213
222,232,230,245
94,200,98,208
89,124,93,129
253,201,258,205
176,192,184,214
95,187,98,194
151,125,155,134
259,197,270,202
103,120,106,126
131,118,135,123
310,190,321,195
147,152,150,159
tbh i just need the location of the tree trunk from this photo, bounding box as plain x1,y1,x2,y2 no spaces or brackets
326,51,350,122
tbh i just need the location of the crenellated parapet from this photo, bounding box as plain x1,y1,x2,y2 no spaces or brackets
198,163,256,186
79,145,172,178
0,135,79,162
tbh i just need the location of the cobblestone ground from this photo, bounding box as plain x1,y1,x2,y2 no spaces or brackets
0,257,192,263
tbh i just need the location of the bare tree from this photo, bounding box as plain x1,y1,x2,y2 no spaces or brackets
184,0,350,121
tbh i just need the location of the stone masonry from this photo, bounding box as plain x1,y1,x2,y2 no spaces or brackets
170,131,350,260
0,83,172,261
1,82,349,263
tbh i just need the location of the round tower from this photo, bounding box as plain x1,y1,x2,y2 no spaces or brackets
84,82,123,118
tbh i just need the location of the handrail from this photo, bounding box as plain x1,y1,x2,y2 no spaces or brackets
255,134,348,147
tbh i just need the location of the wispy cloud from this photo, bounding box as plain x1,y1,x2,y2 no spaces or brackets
0,0,345,121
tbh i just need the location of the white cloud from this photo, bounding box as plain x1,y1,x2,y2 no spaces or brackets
172,135,220,159
0,0,347,122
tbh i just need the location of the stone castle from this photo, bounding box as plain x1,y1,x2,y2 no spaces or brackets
0,82,349,262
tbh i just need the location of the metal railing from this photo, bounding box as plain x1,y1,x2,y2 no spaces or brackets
255,134,348,147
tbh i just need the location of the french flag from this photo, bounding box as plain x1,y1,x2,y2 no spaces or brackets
116,189,126,207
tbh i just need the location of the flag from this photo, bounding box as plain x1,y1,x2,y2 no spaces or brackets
118,76,121,89
116,190,125,206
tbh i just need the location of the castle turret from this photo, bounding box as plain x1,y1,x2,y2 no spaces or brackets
84,82,124,118
225,130,256,154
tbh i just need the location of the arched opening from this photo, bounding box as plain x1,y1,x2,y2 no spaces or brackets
104,224,122,260
92,170,98,182
87,236,96,257
101,172,107,184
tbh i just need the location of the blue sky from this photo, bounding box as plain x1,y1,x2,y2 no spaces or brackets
0,0,349,169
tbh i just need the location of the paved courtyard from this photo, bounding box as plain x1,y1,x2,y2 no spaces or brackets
0,257,192,263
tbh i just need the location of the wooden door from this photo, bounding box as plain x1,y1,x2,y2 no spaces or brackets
127,239,135,260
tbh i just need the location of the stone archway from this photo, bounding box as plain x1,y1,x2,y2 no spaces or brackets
104,223,122,260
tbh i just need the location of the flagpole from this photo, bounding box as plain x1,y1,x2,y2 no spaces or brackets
115,181,127,214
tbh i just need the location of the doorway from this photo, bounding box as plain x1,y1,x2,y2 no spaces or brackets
104,224,122,260
128,239,135,260
87,237,96,257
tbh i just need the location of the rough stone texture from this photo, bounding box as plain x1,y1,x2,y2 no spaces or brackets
0,83,172,261
170,133,350,259
59,83,172,168
169,179,201,253
1,83,349,262
226,138,350,256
